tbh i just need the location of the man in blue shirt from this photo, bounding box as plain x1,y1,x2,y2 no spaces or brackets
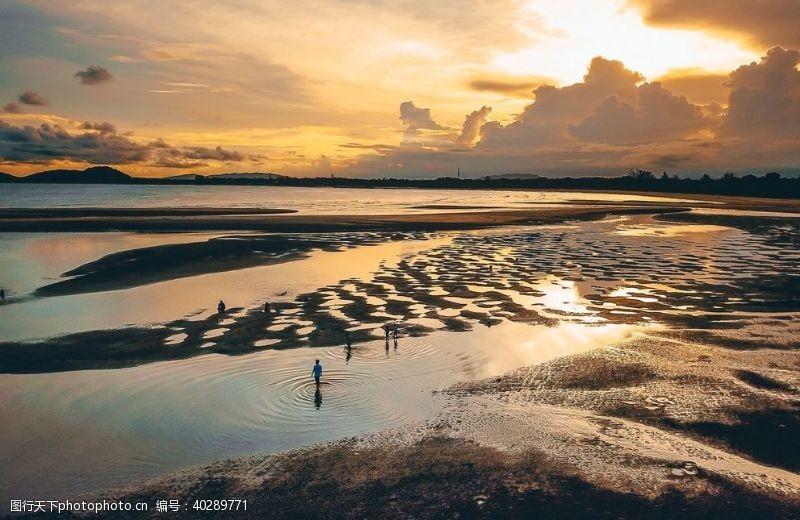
312,359,322,386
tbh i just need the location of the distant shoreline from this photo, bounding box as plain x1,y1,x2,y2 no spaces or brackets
2,166,800,199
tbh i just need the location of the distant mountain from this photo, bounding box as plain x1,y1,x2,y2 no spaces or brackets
23,166,132,184
166,172,287,181
0,172,18,183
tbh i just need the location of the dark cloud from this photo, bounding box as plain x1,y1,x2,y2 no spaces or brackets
630,0,800,48
79,121,117,134
467,79,542,97
0,119,253,167
721,47,800,139
3,103,23,114
18,91,49,106
399,101,445,130
74,65,113,85
456,106,492,146
0,120,149,164
182,145,244,161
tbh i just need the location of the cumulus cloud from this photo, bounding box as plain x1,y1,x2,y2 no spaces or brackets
74,65,114,85
720,47,800,139
18,91,49,106
570,82,706,144
0,119,253,168
631,0,800,49
479,57,645,149
342,49,800,178
399,101,445,130
655,69,729,105
456,106,492,147
3,103,22,114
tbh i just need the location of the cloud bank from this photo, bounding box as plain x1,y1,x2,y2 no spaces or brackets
0,120,255,168
341,48,800,177
631,0,800,49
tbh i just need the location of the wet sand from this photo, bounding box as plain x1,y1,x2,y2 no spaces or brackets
0,205,684,232
3,197,800,516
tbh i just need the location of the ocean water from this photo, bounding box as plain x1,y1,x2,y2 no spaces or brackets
0,183,696,213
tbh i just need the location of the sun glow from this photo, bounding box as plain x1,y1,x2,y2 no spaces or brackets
491,0,755,84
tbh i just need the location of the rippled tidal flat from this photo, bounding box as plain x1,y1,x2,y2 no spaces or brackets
1,187,799,514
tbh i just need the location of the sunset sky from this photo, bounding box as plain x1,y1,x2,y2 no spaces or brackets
1,0,799,178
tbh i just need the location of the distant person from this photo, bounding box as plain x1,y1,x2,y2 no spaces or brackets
383,324,391,345
393,326,399,349
312,359,322,386
264,301,271,314
0,289,4,301
345,332,353,364
217,299,226,314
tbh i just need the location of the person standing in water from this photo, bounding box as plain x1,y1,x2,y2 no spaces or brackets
217,299,226,314
345,331,353,363
312,359,322,386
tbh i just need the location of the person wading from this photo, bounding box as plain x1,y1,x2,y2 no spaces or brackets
312,359,322,386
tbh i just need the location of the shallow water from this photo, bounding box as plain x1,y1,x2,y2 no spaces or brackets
1,199,798,506
0,184,695,213
0,235,452,341
0,320,640,500
0,232,228,297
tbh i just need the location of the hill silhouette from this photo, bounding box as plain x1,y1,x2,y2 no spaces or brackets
19,166,132,184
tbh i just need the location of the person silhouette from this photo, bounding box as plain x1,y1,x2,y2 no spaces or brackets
393,326,398,349
312,359,322,386
264,301,271,314
217,299,226,314
0,289,5,301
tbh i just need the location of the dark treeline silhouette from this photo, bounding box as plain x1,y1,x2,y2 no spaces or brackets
2,166,799,198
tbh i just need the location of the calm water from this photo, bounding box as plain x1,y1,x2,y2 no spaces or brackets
0,184,695,213
0,235,451,341
0,320,637,501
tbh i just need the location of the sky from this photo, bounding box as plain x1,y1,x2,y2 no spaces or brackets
0,0,799,178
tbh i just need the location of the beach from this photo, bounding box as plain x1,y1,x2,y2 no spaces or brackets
1,188,799,517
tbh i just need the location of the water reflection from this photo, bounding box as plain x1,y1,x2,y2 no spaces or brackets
314,387,322,410
0,236,452,341
0,319,644,502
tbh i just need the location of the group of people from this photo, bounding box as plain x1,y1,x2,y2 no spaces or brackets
216,299,274,315
215,298,400,392
383,324,399,350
